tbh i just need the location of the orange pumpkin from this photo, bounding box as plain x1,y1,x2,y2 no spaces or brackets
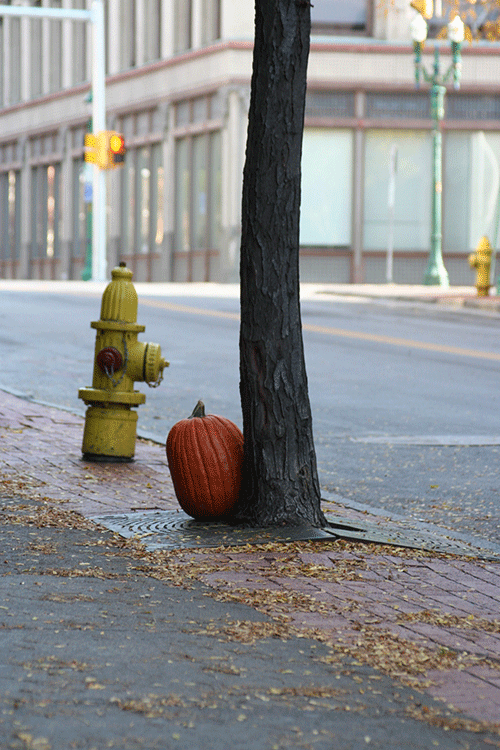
166,400,244,520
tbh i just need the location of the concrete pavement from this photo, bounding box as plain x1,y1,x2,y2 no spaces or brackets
0,388,499,748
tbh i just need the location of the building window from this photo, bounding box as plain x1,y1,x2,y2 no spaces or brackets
305,91,355,119
49,1,62,93
175,94,219,126
73,0,87,85
364,130,431,253
366,93,430,120
174,0,192,53
175,138,190,252
174,129,222,280
447,95,500,121
311,0,369,35
201,0,220,46
444,131,500,254
144,0,161,63
120,0,136,70
30,163,61,276
0,169,21,274
9,17,21,104
300,129,353,247
31,16,42,98
119,142,164,278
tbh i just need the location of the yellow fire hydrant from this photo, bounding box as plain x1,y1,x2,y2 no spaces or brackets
78,263,168,461
468,236,492,297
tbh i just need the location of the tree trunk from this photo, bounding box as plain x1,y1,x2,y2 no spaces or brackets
236,0,326,528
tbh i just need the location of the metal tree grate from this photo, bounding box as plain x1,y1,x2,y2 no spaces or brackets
90,509,499,559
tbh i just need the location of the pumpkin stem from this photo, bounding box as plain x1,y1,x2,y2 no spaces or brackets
189,400,206,419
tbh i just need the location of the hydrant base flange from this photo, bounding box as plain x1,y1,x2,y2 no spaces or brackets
78,387,146,407
81,405,138,461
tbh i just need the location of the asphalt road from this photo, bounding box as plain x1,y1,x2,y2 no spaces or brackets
0,289,499,546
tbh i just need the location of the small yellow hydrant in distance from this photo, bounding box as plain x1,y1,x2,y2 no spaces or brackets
468,236,492,297
78,263,168,461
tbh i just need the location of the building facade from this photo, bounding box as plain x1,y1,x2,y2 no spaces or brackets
0,0,499,283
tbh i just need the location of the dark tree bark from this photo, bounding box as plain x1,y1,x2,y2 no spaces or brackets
235,0,326,528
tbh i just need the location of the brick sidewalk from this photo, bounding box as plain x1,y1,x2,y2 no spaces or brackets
0,389,499,732
0,390,177,516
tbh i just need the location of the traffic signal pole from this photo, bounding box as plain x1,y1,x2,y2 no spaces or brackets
90,0,107,282
0,1,107,282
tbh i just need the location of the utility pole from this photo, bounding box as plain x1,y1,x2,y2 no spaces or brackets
0,1,107,281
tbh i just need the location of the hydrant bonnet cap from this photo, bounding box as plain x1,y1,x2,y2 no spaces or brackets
101,263,138,323
111,262,133,282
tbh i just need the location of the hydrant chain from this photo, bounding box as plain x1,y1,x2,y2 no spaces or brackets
147,370,163,388
103,334,128,389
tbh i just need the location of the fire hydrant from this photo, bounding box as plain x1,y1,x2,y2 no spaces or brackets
78,263,168,461
468,236,492,297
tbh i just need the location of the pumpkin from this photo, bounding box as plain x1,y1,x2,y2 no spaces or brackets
166,400,244,520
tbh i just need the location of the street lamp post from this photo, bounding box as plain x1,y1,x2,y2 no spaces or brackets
410,13,465,287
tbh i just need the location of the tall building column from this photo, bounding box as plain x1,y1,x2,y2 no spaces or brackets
161,0,174,59
107,0,121,74
62,0,73,90
20,10,31,102
41,1,51,96
1,15,10,107
192,0,203,49
135,0,145,68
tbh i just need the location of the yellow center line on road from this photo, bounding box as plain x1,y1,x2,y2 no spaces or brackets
303,323,500,362
140,298,500,362
141,298,240,321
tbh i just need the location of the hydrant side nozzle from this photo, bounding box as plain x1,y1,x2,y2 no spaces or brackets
143,342,168,385
96,346,123,374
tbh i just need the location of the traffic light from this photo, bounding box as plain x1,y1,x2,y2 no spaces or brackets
84,133,97,164
96,131,110,169
108,132,126,167
83,131,126,170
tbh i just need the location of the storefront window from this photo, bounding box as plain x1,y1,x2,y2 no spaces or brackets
155,151,165,248
175,139,190,252
209,131,222,250
444,131,500,253
0,170,19,268
30,163,60,272
192,134,207,251
364,130,431,252
300,129,353,247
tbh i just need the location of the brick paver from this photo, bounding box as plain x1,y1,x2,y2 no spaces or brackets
0,388,499,730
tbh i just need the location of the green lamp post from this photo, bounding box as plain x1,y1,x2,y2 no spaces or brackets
410,12,465,287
